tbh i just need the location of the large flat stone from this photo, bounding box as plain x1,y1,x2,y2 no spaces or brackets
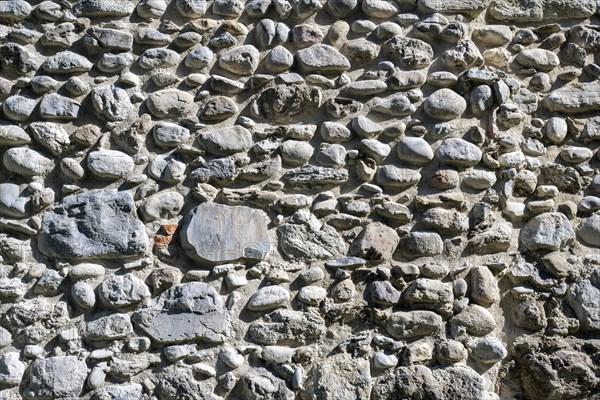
132,282,231,344
38,190,148,260
418,0,490,15
543,82,600,114
180,202,270,265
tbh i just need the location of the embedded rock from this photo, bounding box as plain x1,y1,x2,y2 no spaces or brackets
296,44,351,73
98,274,150,309
247,309,325,345
302,353,371,400
387,310,443,339
3,147,54,176
91,85,133,122
23,356,87,400
132,282,231,344
424,89,467,121
81,313,134,342
565,277,600,331
74,0,135,16
41,51,93,74
198,126,253,156
520,212,575,252
383,36,433,69
418,0,490,15
436,138,482,167
543,82,600,114
254,84,322,123
87,150,134,179
350,222,399,262
38,190,148,260
0,43,37,76
247,286,291,311
180,202,270,265
147,89,194,118
278,210,345,260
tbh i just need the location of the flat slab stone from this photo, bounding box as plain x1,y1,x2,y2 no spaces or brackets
543,82,600,114
296,44,351,73
180,202,270,265
74,0,135,16
418,0,490,15
132,282,231,344
38,189,149,260
198,126,253,156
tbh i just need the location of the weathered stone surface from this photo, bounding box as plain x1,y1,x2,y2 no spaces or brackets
91,85,133,121
516,348,600,400
132,282,231,344
424,89,467,120
38,190,148,260
98,274,150,309
387,310,443,339
400,231,444,259
146,89,194,118
243,369,294,400
3,95,36,122
565,276,600,331
248,286,290,311
0,352,24,387
3,147,54,176
373,365,484,400
181,202,270,265
405,278,454,316
278,210,345,260
219,45,260,75
284,165,349,187
418,0,490,15
81,313,134,342
0,43,37,76
376,165,421,189
42,51,92,74
87,150,134,179
543,82,600,114
296,44,351,73
247,309,325,345
520,212,575,251
254,84,322,123
0,124,30,146
0,1,597,398
28,122,70,156
516,49,560,72
302,352,371,400
450,304,496,337
74,0,135,16
470,266,499,307
423,208,469,235
23,356,87,400
350,222,399,261
198,126,253,156
384,36,433,69
91,384,143,400
436,138,482,167
579,213,600,247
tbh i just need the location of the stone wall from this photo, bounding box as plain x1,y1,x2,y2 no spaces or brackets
1,0,600,398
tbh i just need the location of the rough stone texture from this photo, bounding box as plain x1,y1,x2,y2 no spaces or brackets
0,1,599,399
302,353,371,399
38,190,148,260
23,356,87,399
132,282,232,344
